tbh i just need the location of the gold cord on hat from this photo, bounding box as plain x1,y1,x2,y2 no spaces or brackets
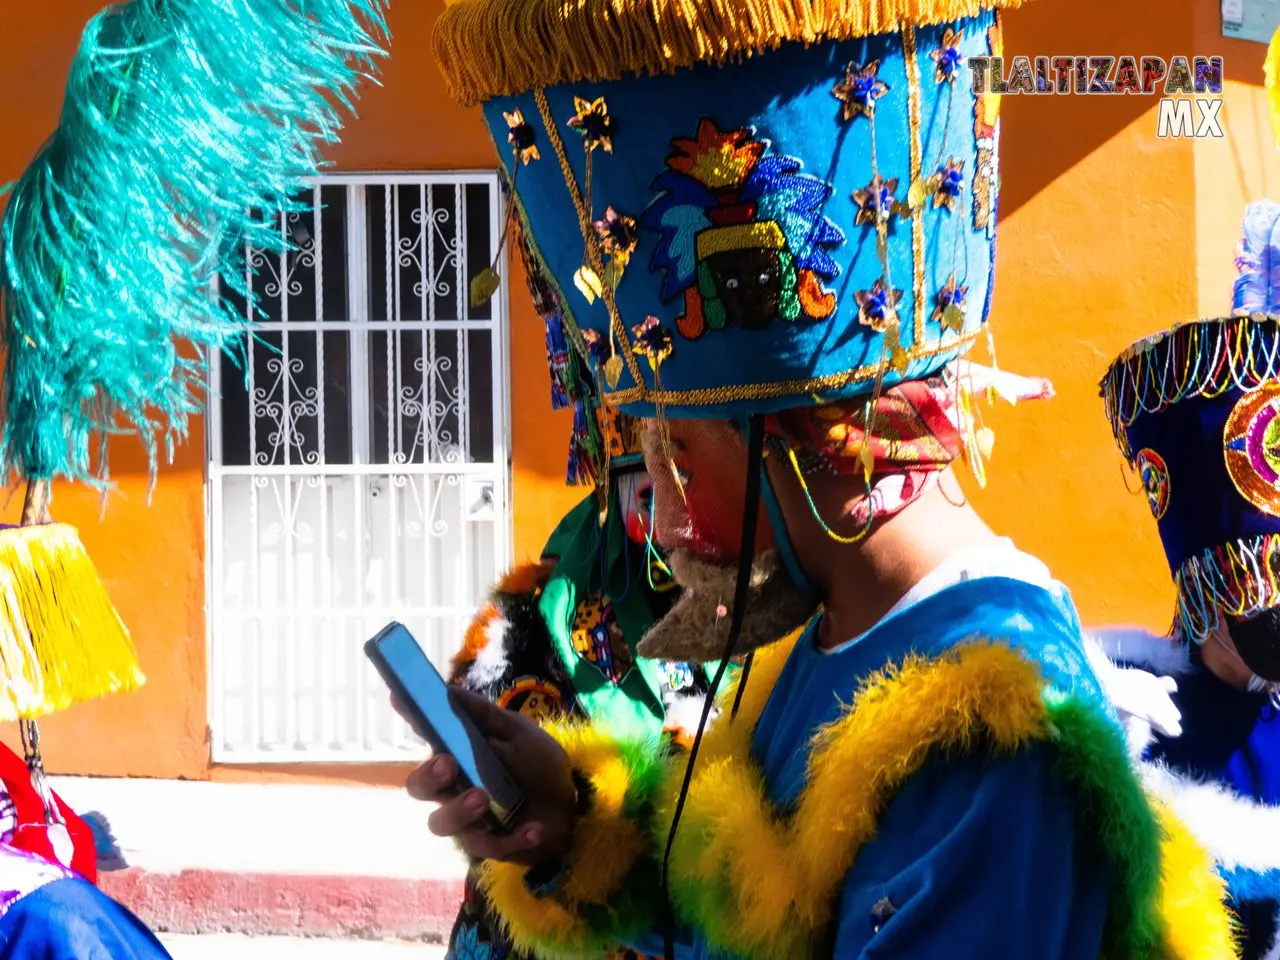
533,89,643,392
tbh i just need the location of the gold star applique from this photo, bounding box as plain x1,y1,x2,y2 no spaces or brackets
833,61,890,121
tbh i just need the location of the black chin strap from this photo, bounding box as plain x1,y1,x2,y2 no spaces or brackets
661,414,766,959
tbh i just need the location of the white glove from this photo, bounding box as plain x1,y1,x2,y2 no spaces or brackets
1083,635,1182,757
1111,668,1182,758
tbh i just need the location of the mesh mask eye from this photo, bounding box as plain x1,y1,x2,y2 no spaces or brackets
1226,607,1280,682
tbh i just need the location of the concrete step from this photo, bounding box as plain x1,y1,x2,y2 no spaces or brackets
100,868,461,941
160,934,445,959
49,776,467,941
49,776,465,879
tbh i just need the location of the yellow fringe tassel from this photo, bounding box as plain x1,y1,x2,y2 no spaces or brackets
0,524,143,722
435,0,1033,106
1267,27,1280,148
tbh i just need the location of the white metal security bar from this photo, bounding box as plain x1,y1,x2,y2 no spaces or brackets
207,173,511,762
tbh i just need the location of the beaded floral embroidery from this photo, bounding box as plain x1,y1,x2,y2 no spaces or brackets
642,119,844,340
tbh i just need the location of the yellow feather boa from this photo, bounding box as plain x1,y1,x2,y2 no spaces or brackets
482,634,1238,960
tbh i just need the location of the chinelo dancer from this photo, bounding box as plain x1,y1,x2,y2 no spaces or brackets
443,184,825,958
1089,35,1280,960
0,0,387,953
1095,197,1280,960
411,0,1237,956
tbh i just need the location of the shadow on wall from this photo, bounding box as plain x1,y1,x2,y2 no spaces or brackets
1000,0,1278,221
999,0,1219,222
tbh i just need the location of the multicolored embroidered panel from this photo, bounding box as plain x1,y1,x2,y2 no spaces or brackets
477,15,1000,418
1103,315,1280,641
644,119,843,340
1134,448,1171,520
1224,382,1280,517
570,593,635,683
972,21,1001,236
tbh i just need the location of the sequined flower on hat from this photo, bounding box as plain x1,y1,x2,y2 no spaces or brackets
933,275,969,330
582,328,610,368
593,207,638,265
504,109,540,165
932,159,966,211
930,29,965,84
833,61,889,121
852,176,905,227
632,315,674,369
568,96,616,153
855,280,903,332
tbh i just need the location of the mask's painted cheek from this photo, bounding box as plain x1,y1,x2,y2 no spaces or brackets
681,485,777,560
644,422,779,559
624,482,653,545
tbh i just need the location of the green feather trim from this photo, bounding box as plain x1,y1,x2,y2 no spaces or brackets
572,736,669,949
490,732,669,960
1045,694,1166,959
0,0,388,488
510,654,1180,960
618,735,670,819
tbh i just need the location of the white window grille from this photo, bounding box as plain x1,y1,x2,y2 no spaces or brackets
206,173,511,762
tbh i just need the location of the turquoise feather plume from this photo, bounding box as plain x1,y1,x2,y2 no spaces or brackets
0,0,389,488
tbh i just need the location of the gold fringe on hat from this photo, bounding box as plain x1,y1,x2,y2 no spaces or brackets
0,524,143,722
435,0,1031,106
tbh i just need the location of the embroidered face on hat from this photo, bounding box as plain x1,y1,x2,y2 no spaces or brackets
436,0,1015,420
1102,203,1280,648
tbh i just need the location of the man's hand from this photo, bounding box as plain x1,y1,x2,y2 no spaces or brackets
398,688,578,866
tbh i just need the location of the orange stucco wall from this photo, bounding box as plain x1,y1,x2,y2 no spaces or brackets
0,0,1270,779
0,0,580,782
0,0,213,780
969,0,1279,634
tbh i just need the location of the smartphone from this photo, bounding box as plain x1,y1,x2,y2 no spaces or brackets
365,621,525,832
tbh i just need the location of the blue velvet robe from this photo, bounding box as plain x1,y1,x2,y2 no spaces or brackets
1130,643,1280,960
0,877,172,960
630,577,1115,959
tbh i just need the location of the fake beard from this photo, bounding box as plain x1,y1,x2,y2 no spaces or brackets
636,547,817,663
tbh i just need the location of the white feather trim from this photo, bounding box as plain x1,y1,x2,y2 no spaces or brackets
1088,627,1191,677
466,615,513,689
664,692,715,740
1142,763,1280,873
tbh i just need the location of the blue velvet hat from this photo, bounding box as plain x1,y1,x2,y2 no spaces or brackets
1101,202,1280,642
510,207,645,486
435,0,1020,419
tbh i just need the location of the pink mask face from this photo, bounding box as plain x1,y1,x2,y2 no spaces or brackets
641,419,775,563
615,470,654,546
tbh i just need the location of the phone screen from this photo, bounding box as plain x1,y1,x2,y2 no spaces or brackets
367,623,524,828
